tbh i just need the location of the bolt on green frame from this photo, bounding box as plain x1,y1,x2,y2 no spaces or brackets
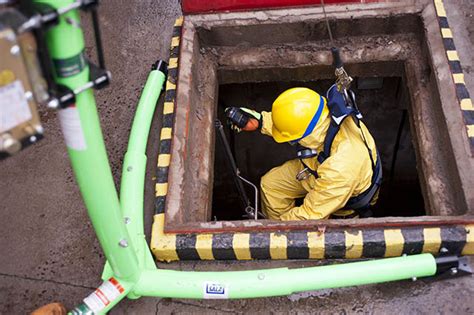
35,0,440,314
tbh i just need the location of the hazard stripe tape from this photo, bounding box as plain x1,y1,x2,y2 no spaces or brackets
468,125,474,138
345,230,363,259
213,233,237,260
308,231,325,259
462,225,474,255
150,213,178,262
288,231,310,259
440,226,467,254
155,183,168,197
401,228,424,254
196,234,214,260
151,213,474,261
152,17,182,216
249,233,271,260
434,0,474,151
362,230,386,258
325,230,346,259
270,233,288,259
176,234,200,260
434,0,446,17
384,229,404,257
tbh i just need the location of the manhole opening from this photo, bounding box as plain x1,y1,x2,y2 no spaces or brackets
213,74,425,221
163,6,471,234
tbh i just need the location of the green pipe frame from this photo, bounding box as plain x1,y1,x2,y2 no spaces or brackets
36,1,439,313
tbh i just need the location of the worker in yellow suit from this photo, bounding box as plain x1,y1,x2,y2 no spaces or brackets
226,86,381,221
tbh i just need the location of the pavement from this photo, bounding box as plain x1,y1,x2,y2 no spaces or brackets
1,1,473,314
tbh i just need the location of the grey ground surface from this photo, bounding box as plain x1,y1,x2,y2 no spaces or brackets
1,0,474,314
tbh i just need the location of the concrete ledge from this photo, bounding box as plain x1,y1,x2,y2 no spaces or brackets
151,213,474,261
154,17,182,216
431,0,474,150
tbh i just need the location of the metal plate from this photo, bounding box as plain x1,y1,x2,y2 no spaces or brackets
0,26,43,156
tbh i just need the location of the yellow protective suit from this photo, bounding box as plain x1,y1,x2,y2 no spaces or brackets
260,105,378,221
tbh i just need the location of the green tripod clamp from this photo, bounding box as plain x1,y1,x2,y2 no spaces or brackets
331,47,353,92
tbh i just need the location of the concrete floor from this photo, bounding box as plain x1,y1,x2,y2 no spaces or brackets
1,1,473,314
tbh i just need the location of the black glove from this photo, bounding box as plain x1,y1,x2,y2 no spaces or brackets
225,107,262,132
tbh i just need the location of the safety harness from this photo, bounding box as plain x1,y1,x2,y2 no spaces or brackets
298,85,383,217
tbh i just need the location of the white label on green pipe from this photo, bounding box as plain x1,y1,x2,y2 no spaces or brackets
58,107,86,150
83,278,124,313
203,282,229,299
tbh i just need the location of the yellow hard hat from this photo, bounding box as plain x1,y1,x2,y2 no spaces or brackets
271,87,328,143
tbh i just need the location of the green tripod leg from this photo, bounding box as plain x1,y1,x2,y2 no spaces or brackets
34,0,140,282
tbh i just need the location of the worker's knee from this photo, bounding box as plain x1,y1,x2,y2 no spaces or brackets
260,170,273,194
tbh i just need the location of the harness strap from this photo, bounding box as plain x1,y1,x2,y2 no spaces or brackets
345,152,382,212
358,120,376,171
317,118,346,164
300,159,318,178
297,85,382,213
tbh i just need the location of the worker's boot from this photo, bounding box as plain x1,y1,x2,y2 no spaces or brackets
330,209,359,219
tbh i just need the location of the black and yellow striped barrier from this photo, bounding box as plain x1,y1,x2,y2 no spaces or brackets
151,14,474,262
152,213,474,262
154,17,181,216
434,0,474,150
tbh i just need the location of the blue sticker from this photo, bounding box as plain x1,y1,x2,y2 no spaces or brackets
203,282,228,299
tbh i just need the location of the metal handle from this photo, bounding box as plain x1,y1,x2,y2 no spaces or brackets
215,119,262,220
237,172,260,220
331,47,343,68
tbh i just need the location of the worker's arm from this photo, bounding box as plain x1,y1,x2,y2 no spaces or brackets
260,111,274,137
279,153,360,221
225,107,276,135
225,107,262,131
